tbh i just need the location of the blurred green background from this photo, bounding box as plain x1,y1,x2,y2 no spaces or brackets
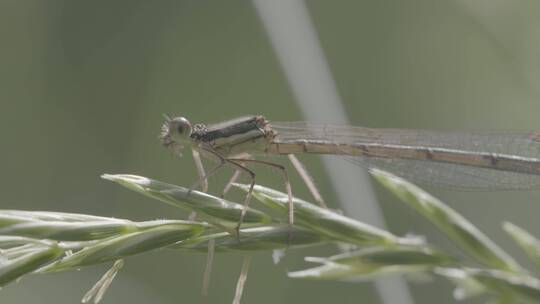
2,1,540,303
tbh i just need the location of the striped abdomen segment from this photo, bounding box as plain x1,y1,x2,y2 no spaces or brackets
268,139,540,176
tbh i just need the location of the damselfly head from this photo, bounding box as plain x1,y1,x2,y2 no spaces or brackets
160,115,193,156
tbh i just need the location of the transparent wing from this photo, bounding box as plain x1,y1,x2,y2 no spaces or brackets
270,122,540,190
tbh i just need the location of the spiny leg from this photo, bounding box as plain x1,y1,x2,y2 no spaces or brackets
192,149,208,192
188,159,226,193
190,152,255,294
287,154,327,208
201,148,256,241
189,149,208,221
191,148,221,294
225,159,256,240
228,158,294,229
221,153,251,198
188,153,226,219
191,150,252,294
222,168,242,198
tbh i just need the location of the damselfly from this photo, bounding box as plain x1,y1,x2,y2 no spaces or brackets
160,115,540,228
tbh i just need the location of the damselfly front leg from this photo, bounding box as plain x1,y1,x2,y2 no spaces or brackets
191,149,209,192
200,148,257,240
189,150,226,193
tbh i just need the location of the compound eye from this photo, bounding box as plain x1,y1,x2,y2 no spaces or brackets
170,117,192,138
177,124,185,134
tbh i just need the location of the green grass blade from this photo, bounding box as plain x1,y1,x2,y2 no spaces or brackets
437,268,540,303
233,183,419,247
0,217,134,242
173,225,326,252
0,211,209,242
102,174,271,227
471,269,540,303
0,236,57,249
503,222,540,269
371,169,522,273
288,246,453,281
40,222,206,272
0,245,63,287
0,210,122,222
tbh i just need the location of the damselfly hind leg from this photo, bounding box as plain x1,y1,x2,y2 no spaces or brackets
224,159,256,242
288,154,327,208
